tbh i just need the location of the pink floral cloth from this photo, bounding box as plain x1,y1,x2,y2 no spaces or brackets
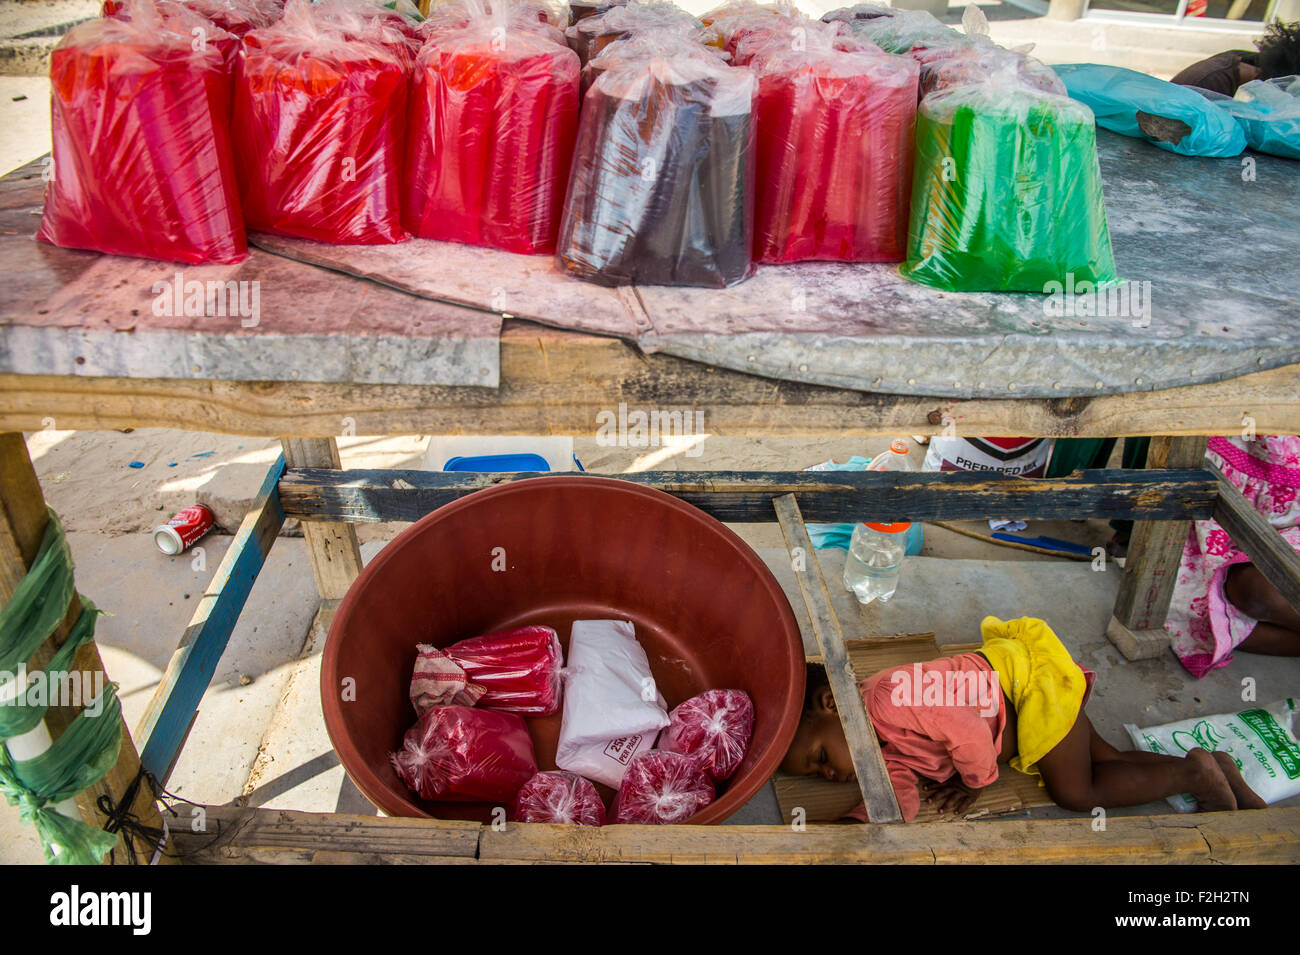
1167,435,1300,678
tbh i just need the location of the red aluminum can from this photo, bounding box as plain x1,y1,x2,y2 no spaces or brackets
154,504,215,555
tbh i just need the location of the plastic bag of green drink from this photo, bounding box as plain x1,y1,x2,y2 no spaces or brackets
900,65,1119,293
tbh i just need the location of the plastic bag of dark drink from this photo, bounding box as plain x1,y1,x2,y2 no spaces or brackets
391,705,538,802
405,0,579,254
512,771,607,825
557,40,757,288
748,19,918,263
38,0,246,264
234,0,407,244
611,750,715,824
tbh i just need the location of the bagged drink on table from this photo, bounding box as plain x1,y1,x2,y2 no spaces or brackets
749,20,917,264
38,0,246,264
405,0,580,254
566,0,710,67
1126,700,1300,810
234,0,407,244
391,704,538,802
512,770,607,825
555,619,669,787
612,750,715,824
1053,63,1245,158
900,65,1119,293
659,689,754,783
557,39,757,287
410,625,564,716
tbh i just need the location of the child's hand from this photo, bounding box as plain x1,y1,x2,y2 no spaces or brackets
920,775,983,816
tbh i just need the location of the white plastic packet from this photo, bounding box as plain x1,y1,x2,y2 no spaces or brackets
1125,699,1300,811
555,619,669,788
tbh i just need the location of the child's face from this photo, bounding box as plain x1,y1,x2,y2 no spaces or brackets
780,686,856,783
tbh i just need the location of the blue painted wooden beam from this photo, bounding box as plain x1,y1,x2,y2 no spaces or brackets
137,456,286,782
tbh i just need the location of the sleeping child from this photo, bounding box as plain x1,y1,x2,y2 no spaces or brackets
781,615,1266,821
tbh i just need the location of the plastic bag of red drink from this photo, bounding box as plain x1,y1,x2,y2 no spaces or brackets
659,689,755,783
391,705,538,802
233,0,406,244
512,771,607,825
556,38,756,287
38,1,246,264
612,750,715,824
312,0,424,69
444,625,564,715
749,20,917,264
104,0,244,68
405,0,580,254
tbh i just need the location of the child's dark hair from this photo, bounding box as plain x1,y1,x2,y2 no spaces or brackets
803,662,830,715
1257,20,1300,81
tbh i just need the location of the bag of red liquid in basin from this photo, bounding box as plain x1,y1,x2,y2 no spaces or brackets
391,705,538,802
749,19,917,264
612,750,715,824
233,0,407,244
38,1,246,264
435,624,564,716
556,38,756,288
404,0,580,254
659,689,754,783
512,770,607,825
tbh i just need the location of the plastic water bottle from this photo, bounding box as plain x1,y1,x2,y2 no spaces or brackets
843,440,914,604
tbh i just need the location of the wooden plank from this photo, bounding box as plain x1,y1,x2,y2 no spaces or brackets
277,467,1219,525
170,806,481,864
280,438,364,602
0,433,168,864
474,809,1300,865
136,456,286,782
1210,462,1300,613
0,345,1297,439
773,493,903,824
1111,437,1210,657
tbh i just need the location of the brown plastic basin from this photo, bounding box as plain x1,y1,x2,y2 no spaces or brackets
321,475,804,824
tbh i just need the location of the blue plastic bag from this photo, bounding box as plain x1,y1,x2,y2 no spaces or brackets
1198,77,1300,160
1053,63,1245,158
803,455,924,555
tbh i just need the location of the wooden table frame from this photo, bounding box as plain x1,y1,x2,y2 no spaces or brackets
6,424,1299,864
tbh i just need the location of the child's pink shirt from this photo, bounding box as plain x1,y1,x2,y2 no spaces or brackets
845,652,1005,823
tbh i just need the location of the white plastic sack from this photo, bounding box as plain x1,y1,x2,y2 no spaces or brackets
1125,698,1300,811
556,619,669,787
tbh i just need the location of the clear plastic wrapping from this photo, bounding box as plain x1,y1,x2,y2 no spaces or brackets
557,41,757,287
842,6,959,55
611,750,715,824
233,0,407,244
405,0,580,254
38,0,247,263
104,0,284,35
391,704,538,802
566,0,707,66
750,21,918,263
512,770,607,824
440,625,564,716
1221,75,1300,160
900,71,1119,293
659,689,754,783
1053,63,1246,158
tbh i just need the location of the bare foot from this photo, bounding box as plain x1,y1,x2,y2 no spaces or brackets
1185,749,1237,812
1212,751,1268,809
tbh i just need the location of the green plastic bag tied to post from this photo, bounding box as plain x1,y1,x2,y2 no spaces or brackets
0,509,122,865
900,77,1120,294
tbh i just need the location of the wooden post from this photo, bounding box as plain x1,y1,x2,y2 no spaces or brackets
0,433,169,864
774,494,903,824
1107,436,1209,661
280,438,364,604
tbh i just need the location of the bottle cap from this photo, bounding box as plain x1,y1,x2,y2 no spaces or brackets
864,522,912,533
889,439,909,455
